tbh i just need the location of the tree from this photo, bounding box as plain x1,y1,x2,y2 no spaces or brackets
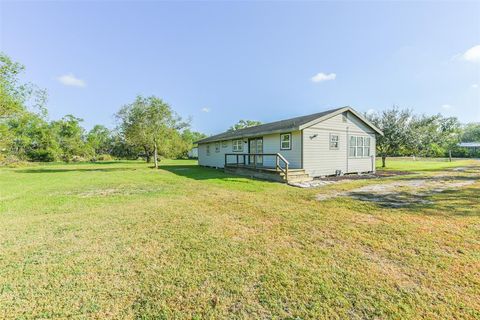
228,119,262,132
86,125,112,157
0,53,25,119
179,129,207,158
51,115,88,162
367,107,414,167
116,96,188,168
462,123,480,142
7,111,60,161
408,114,461,158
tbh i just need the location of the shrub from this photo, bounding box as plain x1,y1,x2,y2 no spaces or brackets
71,155,86,162
27,149,57,162
97,154,113,161
0,155,31,167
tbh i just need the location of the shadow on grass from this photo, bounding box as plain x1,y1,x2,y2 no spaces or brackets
348,187,480,216
15,167,138,173
159,164,248,181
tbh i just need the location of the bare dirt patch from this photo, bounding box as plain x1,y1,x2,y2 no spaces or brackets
316,172,478,207
64,186,164,198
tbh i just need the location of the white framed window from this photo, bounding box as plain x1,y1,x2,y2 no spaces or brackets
206,144,210,156
232,140,243,152
349,136,356,157
364,137,371,156
349,136,371,157
280,133,291,150
215,142,220,152
222,141,228,148
357,137,364,157
330,134,339,150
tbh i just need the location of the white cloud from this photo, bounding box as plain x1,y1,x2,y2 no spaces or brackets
441,104,453,110
58,73,86,87
462,45,480,63
472,84,479,89
311,72,336,83
366,108,376,115
201,107,210,113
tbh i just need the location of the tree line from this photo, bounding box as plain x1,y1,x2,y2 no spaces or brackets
368,108,480,167
1,52,479,167
0,53,206,166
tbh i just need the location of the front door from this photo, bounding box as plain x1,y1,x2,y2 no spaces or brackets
248,138,263,166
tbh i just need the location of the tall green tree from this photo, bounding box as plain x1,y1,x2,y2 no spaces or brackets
228,119,262,132
367,107,414,167
51,115,88,162
408,114,461,158
116,96,188,168
7,112,60,161
86,125,112,157
462,123,480,142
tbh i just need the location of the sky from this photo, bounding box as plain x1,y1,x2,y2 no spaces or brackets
1,1,479,134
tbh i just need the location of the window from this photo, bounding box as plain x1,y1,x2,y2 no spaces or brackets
349,136,371,157
356,137,364,157
364,137,371,156
222,141,228,148
330,134,339,150
349,136,356,157
232,140,243,152
215,142,220,152
280,133,291,150
206,144,210,156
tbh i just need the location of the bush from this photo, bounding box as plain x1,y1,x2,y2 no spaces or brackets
27,149,57,162
71,155,86,162
0,155,31,167
97,154,113,161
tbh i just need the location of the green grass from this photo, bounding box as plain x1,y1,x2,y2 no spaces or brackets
0,159,479,319
377,157,476,172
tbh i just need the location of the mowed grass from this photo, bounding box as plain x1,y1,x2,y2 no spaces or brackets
377,157,476,172
0,159,479,319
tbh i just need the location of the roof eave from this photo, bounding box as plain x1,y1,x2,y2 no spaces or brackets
196,126,300,144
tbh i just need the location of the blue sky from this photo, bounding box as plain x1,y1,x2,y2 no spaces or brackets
1,1,479,134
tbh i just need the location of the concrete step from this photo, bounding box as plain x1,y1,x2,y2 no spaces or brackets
284,174,313,183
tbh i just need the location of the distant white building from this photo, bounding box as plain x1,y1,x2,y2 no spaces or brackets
187,147,198,158
458,142,480,153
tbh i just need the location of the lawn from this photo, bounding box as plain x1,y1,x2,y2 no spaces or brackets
377,156,477,172
0,159,479,319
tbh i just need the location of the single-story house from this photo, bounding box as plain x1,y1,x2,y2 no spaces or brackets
195,106,383,182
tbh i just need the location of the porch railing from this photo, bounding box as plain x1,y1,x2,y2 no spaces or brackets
224,153,290,181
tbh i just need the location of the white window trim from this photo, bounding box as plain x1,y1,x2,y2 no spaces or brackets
215,142,220,152
232,140,243,152
349,135,371,158
206,144,210,156
280,133,292,150
329,133,339,150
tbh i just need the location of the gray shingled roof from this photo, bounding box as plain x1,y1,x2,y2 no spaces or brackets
196,107,346,144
